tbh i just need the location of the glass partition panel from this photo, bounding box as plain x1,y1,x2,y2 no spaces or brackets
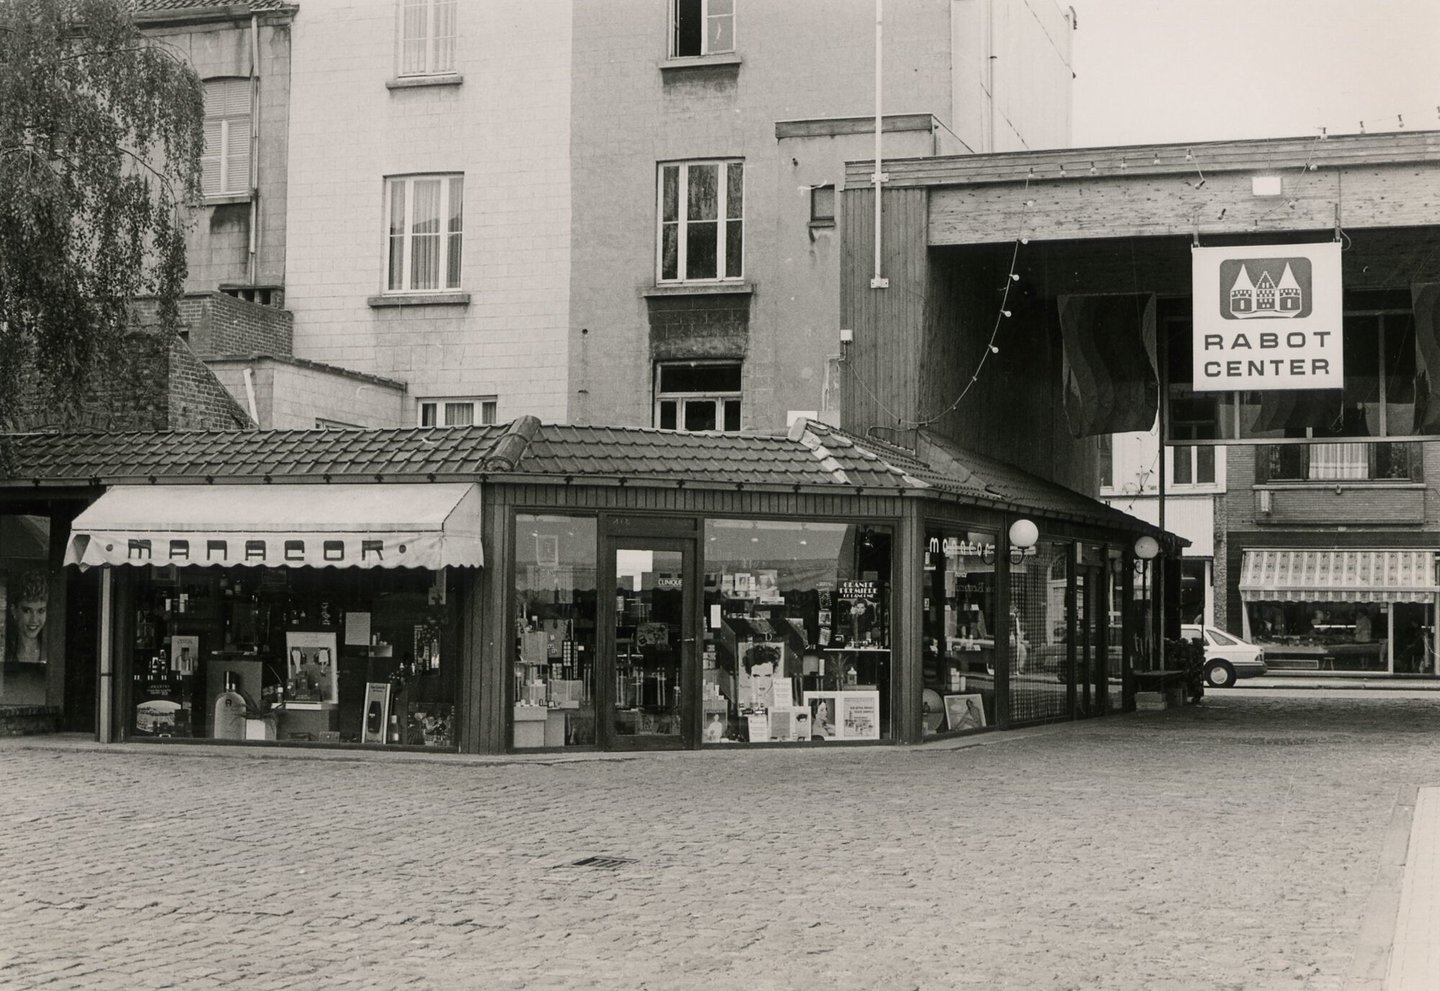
702,520,892,744
513,515,598,748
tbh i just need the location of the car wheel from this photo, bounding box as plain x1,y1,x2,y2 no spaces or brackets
1205,660,1236,688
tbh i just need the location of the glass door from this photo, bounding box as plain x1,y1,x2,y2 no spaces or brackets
603,537,697,749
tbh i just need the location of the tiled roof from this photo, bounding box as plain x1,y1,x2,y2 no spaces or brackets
914,432,1170,536
0,418,922,491
0,417,1170,538
519,424,926,491
3,425,511,482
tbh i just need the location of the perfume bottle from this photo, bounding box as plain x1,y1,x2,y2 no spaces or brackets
213,672,248,740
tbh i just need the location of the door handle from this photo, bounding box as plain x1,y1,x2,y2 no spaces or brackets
682,637,697,644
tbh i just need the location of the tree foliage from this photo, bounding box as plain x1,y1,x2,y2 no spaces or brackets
0,0,204,435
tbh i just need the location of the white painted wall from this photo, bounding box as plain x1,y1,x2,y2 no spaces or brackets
285,0,573,424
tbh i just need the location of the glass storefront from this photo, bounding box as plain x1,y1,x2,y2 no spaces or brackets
1244,599,1435,673
510,515,894,749
1,514,52,705
703,520,892,744
127,565,459,747
921,529,998,736
513,515,598,748
1008,539,1072,724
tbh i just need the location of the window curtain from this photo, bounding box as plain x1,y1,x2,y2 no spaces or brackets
1057,293,1158,437
1307,443,1367,479
1411,283,1440,434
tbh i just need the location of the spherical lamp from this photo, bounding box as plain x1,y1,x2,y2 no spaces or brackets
1134,535,1161,560
1008,518,1039,550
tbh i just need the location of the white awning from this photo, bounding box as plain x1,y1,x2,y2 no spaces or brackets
1239,549,1439,604
64,483,483,570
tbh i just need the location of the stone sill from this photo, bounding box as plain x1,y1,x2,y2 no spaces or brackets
642,282,754,298
1255,481,1424,490
659,54,742,72
202,193,251,207
386,73,464,90
367,292,471,309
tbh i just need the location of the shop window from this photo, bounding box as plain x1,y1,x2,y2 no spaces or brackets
418,397,496,427
655,361,741,432
386,173,464,293
658,159,743,283
671,0,734,58
1245,600,1403,673
921,529,999,737
702,520,892,744
128,566,458,747
202,78,250,197
398,0,457,77
513,515,598,749
1008,539,1072,725
1,515,52,706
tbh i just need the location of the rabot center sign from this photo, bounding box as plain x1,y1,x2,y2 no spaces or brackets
1191,242,1343,391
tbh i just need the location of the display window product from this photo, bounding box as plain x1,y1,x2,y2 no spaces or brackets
512,515,598,748
921,528,998,736
702,520,893,744
1008,539,1072,725
126,565,458,747
1245,599,1431,674
0,514,53,705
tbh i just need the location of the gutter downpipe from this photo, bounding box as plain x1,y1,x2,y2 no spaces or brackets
248,13,260,285
870,0,888,290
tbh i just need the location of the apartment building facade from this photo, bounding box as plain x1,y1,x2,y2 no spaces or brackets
275,0,1074,432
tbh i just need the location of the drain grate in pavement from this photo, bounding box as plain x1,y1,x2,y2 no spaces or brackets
562,855,636,870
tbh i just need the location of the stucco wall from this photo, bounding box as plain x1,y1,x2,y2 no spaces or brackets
569,1,956,431
284,0,572,425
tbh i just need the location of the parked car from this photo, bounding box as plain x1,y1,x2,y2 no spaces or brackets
1181,624,1267,687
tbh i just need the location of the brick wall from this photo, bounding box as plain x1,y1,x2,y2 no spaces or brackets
12,329,251,433
133,292,294,359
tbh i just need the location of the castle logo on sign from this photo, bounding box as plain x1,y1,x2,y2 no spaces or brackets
1220,257,1310,320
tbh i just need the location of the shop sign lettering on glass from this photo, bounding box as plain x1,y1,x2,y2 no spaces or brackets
1191,243,1343,391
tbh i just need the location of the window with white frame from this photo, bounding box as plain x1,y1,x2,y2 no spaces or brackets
418,398,495,427
655,361,741,432
398,0,457,77
658,160,743,283
386,174,463,293
1170,444,1216,487
202,78,251,197
671,0,734,58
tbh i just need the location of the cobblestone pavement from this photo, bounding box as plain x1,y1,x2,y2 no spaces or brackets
4,692,1440,991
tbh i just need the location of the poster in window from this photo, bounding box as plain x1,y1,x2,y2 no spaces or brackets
286,631,338,705
804,692,839,740
838,691,880,740
361,682,391,744
171,635,199,676
944,693,987,732
1,515,52,706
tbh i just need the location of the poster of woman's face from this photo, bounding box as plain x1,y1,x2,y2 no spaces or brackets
1,514,53,705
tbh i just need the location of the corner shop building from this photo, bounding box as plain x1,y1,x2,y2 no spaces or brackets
0,416,1174,753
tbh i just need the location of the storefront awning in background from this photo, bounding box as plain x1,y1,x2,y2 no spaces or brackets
64,483,483,570
1239,549,1439,604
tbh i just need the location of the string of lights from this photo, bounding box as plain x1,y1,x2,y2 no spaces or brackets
844,107,1437,431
